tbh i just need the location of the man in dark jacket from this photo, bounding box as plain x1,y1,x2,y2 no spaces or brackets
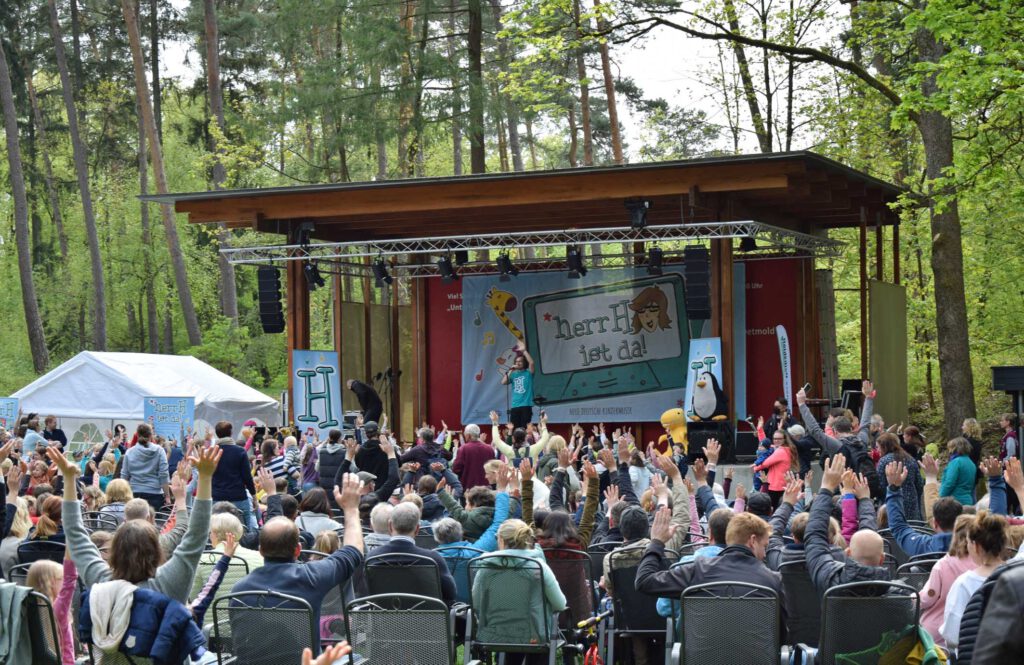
337,435,400,504
399,428,452,483
347,379,383,423
210,421,258,531
636,507,787,639
418,475,447,521
972,561,1024,665
368,501,457,604
806,455,889,595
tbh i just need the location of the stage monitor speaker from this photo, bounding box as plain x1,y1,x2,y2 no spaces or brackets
257,266,285,334
840,378,863,413
687,420,735,464
683,246,712,320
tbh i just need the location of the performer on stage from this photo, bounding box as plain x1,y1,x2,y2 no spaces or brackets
501,341,535,428
346,378,383,423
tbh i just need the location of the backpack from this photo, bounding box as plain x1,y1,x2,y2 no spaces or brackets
841,440,883,500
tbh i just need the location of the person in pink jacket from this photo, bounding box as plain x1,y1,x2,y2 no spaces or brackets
752,429,799,508
26,549,78,665
918,514,976,647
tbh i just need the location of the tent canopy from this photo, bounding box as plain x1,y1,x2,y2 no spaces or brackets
13,352,280,427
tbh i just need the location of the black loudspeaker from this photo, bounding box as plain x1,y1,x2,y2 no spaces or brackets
687,420,735,463
683,246,712,320
257,266,285,334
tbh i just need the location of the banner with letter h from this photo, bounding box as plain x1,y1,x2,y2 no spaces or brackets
292,350,342,441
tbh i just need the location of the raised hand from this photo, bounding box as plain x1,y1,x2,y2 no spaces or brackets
862,380,874,396
257,466,276,496
582,459,598,480
223,531,239,558
335,473,363,512
604,484,620,512
403,483,415,496
979,456,1002,479
682,477,695,495
724,466,734,480
489,411,500,425
45,447,79,477
616,435,630,465
735,483,747,501
379,438,395,457
692,458,708,484
519,457,534,482
430,462,446,474
170,474,187,503
921,453,940,479
0,439,15,463
189,445,223,476
436,476,448,493
885,460,907,488
649,506,677,544
841,468,856,495
853,473,870,500
655,453,681,480
820,454,845,492
1004,457,1024,494
6,464,22,499
782,477,803,505
301,641,352,665
597,448,615,470
796,388,807,406
557,446,570,469
703,439,720,465
651,473,669,502
495,463,513,492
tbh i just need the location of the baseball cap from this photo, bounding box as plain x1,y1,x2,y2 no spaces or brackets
746,492,773,517
356,471,377,485
363,421,379,435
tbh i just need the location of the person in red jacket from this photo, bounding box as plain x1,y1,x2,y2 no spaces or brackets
452,424,497,490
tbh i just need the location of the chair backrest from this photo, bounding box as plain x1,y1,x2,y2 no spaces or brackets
415,531,438,550
778,560,821,647
881,552,900,577
896,561,937,591
676,542,707,558
436,546,485,605
85,644,154,665
82,511,120,534
154,506,175,528
607,547,665,633
907,552,943,565
212,590,318,665
469,554,557,650
189,551,251,603
7,562,32,586
818,581,920,665
364,552,443,605
680,582,780,665
345,593,454,665
542,547,596,628
25,590,62,665
299,549,331,562
587,541,622,582
17,540,66,565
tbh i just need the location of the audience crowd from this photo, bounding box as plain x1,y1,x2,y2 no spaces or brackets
0,394,1023,665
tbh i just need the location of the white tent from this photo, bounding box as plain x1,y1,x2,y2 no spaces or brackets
13,352,280,437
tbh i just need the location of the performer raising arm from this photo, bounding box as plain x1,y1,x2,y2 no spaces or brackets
501,340,536,429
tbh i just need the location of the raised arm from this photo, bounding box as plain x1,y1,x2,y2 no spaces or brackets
373,439,400,503
884,461,929,556
577,461,601,549
797,389,841,457
856,381,875,444
334,473,365,553
660,457,693,553
769,479,801,550
490,411,516,459
52,448,112,588
805,456,846,594
528,415,550,460
635,508,692,598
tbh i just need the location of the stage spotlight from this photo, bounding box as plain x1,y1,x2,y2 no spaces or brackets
739,236,758,252
496,253,519,282
566,245,587,279
437,254,459,283
647,245,663,276
625,198,652,229
303,261,326,291
372,257,392,287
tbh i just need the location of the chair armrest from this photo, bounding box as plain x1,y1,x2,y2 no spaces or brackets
795,643,817,665
671,642,682,665
780,645,791,665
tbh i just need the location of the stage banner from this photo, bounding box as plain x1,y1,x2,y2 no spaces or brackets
461,267,690,424
144,397,195,444
683,338,724,419
0,398,17,429
776,325,793,408
292,350,343,441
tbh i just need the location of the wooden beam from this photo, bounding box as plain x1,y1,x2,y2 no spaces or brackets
410,279,426,428
285,236,311,423
893,224,901,285
859,207,868,378
717,238,734,423
361,257,373,386
390,260,401,437
875,213,884,281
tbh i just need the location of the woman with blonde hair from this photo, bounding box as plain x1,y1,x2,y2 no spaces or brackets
101,478,133,523
26,547,77,664
1,484,31,577
81,485,107,512
941,511,1009,653
918,514,976,646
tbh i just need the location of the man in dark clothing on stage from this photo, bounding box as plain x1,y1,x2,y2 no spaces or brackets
347,379,383,423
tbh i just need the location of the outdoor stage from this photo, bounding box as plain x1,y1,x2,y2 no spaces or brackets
146,151,907,448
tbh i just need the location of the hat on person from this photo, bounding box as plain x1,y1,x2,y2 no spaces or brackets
356,471,377,485
243,419,258,427
787,424,806,439
746,492,773,517
363,421,379,435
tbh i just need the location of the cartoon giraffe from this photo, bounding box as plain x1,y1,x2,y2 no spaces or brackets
485,286,524,342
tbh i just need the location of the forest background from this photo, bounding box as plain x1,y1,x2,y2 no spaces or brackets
1,0,1022,445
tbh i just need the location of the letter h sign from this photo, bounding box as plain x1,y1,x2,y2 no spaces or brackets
295,366,339,428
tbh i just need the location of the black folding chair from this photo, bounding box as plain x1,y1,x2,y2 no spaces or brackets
607,546,673,665
587,540,622,584
17,540,65,565
364,552,444,606
154,505,176,528
542,547,597,634
676,541,707,559
895,561,936,591
82,511,120,533
436,546,485,605
189,550,250,603
778,560,821,647
415,529,438,550
7,562,32,585
345,593,481,665
25,590,62,665
467,554,566,665
674,582,784,665
211,590,318,665
797,581,920,665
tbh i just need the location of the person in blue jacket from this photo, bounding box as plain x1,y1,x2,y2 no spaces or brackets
885,460,961,556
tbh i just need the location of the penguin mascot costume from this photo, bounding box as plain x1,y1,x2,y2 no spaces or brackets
690,371,729,421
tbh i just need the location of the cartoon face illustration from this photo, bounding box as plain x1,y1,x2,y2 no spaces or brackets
629,286,672,334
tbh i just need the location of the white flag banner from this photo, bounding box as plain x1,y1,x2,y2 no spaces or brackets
776,324,792,407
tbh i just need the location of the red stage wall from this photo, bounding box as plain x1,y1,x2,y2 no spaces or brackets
424,278,464,428
743,258,805,421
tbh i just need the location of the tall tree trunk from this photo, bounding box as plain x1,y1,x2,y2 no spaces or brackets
0,44,49,372
202,0,239,324
467,0,486,173
47,0,106,350
722,0,771,153
122,0,203,346
915,29,975,437
69,0,84,125
25,72,68,259
447,0,463,175
486,0,524,171
138,95,159,353
592,0,623,164
572,0,593,165
406,0,431,175
149,0,162,142
525,116,538,169
567,104,578,167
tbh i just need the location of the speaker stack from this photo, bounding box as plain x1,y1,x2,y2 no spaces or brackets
683,246,712,320
257,266,285,334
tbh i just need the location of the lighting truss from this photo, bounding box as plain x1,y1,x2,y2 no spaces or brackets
221,220,843,278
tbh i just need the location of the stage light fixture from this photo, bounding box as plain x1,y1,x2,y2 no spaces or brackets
454,249,470,266
303,261,325,291
739,236,758,252
437,254,459,283
566,245,587,279
372,257,392,287
496,253,519,282
625,198,652,229
647,245,663,276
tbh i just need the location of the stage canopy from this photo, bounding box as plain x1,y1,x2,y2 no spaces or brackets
13,352,280,427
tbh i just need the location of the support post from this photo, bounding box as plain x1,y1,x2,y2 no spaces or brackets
361,256,373,385
875,213,884,281
893,223,901,286
710,237,734,423
410,278,426,428
859,207,868,378
390,258,401,437
286,230,311,423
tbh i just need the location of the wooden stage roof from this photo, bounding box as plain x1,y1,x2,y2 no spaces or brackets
144,151,900,243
